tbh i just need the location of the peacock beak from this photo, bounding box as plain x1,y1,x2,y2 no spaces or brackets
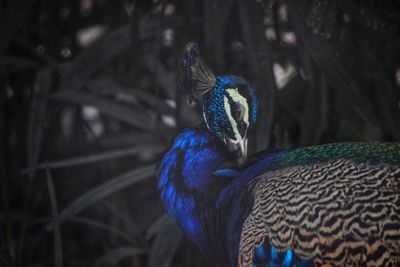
238,138,248,165
225,137,248,165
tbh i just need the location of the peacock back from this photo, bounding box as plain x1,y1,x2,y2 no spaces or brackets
238,142,400,266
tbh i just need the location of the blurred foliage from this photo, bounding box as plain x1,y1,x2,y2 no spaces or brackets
0,0,399,266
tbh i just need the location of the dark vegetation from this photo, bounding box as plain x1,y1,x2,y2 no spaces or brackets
1,0,399,266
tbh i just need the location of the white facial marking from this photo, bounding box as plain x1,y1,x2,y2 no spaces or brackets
224,88,249,141
223,88,250,163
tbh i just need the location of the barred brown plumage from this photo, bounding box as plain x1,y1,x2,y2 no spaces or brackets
239,159,400,266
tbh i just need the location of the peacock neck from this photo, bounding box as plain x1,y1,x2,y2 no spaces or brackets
157,126,228,246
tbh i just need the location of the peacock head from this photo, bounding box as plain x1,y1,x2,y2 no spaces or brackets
180,43,258,163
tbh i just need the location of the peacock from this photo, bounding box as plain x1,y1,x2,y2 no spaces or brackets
157,43,400,267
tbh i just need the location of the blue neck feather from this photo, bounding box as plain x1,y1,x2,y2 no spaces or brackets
157,127,228,247
157,126,252,266
157,126,312,266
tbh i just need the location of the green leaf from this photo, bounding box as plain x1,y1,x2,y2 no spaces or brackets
104,202,148,249
23,145,162,174
99,132,163,148
51,90,155,131
28,68,51,179
146,217,182,267
58,25,132,92
85,77,172,114
56,164,155,225
68,216,138,245
146,213,169,240
46,167,63,267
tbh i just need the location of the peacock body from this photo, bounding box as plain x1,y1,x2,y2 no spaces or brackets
157,44,400,267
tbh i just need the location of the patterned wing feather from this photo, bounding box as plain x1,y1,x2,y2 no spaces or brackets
239,143,400,267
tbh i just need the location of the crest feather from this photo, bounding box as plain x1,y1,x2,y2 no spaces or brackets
180,43,216,103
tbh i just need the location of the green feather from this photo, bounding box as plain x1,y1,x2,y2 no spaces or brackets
271,142,400,170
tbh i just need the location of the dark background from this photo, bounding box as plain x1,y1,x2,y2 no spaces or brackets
1,0,399,266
